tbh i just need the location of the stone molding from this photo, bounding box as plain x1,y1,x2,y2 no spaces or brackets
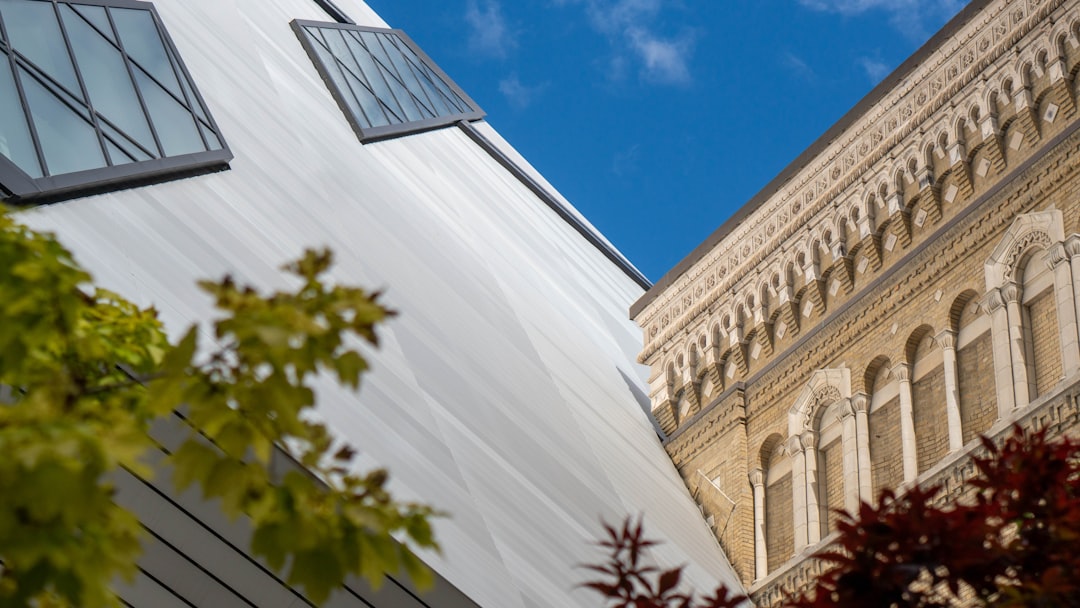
636,0,1075,363
748,375,1080,607
665,119,1080,464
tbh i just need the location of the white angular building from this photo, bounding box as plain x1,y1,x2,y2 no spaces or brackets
0,0,740,605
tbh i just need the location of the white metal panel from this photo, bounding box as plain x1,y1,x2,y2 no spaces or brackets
20,0,743,605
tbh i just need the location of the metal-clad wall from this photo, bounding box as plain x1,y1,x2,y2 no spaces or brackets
22,0,742,605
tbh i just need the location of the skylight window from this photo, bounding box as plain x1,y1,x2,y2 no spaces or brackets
291,20,484,142
0,0,230,202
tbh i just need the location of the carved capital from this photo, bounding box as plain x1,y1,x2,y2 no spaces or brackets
1001,281,1021,305
1048,242,1070,269
837,397,856,420
1065,234,1080,259
851,392,870,414
891,362,911,383
749,468,765,487
785,434,804,455
935,329,957,351
800,430,817,451
983,287,1006,313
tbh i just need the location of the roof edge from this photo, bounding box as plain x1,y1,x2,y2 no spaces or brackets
630,0,992,320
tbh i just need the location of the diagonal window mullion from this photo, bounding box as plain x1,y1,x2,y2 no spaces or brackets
392,37,453,116
93,110,157,160
148,14,208,150
312,28,377,128
54,0,114,166
322,28,392,126
372,33,437,118
0,13,45,177
358,32,430,120
344,31,406,123
104,5,164,158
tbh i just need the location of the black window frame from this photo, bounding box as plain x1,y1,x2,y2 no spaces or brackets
0,0,232,204
291,20,484,143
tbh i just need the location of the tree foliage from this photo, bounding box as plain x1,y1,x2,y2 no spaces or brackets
0,210,438,607
584,424,1080,608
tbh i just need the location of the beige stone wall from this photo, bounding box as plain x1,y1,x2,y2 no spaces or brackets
765,473,792,573
913,366,949,474
1028,289,1063,396
641,0,1080,596
820,439,844,533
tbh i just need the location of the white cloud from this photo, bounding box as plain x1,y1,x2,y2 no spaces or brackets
465,0,515,58
798,0,966,39
555,0,695,86
626,27,692,84
781,51,816,81
858,56,891,83
498,74,548,108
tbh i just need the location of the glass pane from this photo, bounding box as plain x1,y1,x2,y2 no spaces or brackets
0,52,42,177
21,66,104,175
104,138,134,165
0,0,81,94
342,68,390,128
390,36,454,116
307,30,369,128
177,60,209,123
363,32,433,119
419,60,469,113
101,120,152,161
64,9,157,155
109,6,181,98
133,69,204,156
70,3,115,45
198,122,222,150
345,32,412,123
378,34,443,117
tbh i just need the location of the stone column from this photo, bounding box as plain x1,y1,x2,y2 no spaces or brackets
750,468,767,581
802,430,820,545
851,393,873,503
1067,235,1080,371
936,329,965,452
1002,282,1031,408
983,288,1015,417
787,434,808,552
838,399,860,514
892,363,919,483
1049,242,1080,378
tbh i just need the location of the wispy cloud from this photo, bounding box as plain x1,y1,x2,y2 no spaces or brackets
797,0,966,40
780,51,816,81
465,0,515,59
858,56,891,83
498,73,548,109
555,0,696,86
611,143,641,176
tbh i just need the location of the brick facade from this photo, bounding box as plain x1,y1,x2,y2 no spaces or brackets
631,0,1080,601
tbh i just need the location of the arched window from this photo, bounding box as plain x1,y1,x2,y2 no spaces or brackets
909,327,949,473
867,359,902,499
815,400,845,534
763,440,792,574
953,293,996,444
1020,248,1063,397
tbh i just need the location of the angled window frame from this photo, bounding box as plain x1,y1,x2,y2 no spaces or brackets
0,0,232,203
291,20,484,143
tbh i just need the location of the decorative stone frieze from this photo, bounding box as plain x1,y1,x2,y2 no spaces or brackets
635,0,1076,366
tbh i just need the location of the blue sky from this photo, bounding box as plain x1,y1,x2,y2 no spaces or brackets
364,0,967,282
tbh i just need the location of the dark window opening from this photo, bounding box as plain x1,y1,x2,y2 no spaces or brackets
291,20,484,142
0,0,231,203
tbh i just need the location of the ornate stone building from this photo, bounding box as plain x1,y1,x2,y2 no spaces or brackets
630,0,1080,604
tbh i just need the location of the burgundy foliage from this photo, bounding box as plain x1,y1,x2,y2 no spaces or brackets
584,425,1080,608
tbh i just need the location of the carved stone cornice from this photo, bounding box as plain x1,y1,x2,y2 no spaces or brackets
636,0,1071,363
737,118,1080,419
